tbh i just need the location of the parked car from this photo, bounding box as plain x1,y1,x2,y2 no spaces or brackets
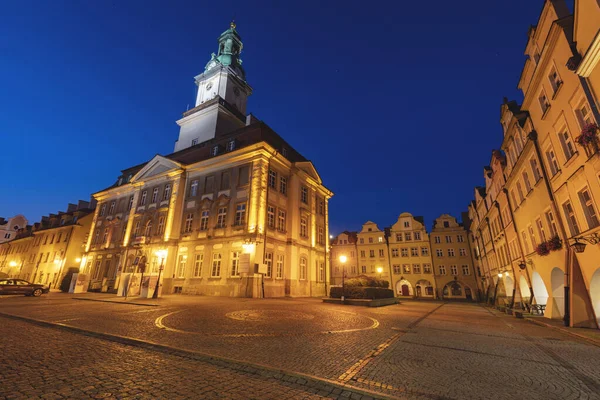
0,279,50,297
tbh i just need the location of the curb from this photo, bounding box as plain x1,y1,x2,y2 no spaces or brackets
72,297,160,307
525,317,600,348
0,311,401,400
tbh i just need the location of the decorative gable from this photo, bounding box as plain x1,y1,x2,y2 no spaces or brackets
295,161,322,184
131,155,182,183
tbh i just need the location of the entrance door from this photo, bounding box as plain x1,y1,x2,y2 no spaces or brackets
401,284,409,296
465,287,472,301
416,286,422,297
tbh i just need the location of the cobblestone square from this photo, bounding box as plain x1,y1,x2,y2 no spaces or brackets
1,294,600,399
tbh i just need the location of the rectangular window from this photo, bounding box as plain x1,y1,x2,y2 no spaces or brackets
558,129,576,160
562,200,580,236
522,171,532,193
184,213,193,233
157,216,165,235
462,265,470,275
134,221,141,237
190,180,198,197
413,264,421,274
538,91,549,114
445,235,452,243
211,253,221,277
267,206,275,228
221,171,230,190
379,249,384,257
436,249,443,257
108,201,115,215
459,248,467,256
128,196,134,211
226,139,236,152
411,247,418,256
457,235,464,243
99,204,106,216
369,250,375,258
369,237,373,244
423,264,432,273
396,233,403,242
522,230,530,253
448,249,455,257
205,176,215,193
200,211,209,231
403,221,410,228
414,232,421,240
439,265,446,275
301,186,308,203
404,233,411,241
318,198,324,215
545,147,560,176
300,217,307,237
576,102,594,128
530,158,541,182
578,188,600,229
276,255,284,279
528,225,537,248
361,265,367,273
268,170,277,189
391,248,399,257
277,210,286,232
238,166,249,186
516,181,525,203
548,67,561,94
279,176,287,195
193,254,203,277
536,218,547,242
434,236,441,244
401,248,408,257
545,210,558,238
216,207,227,228
176,255,187,278
403,264,411,274
450,265,458,275
140,191,147,206
231,252,240,277
421,247,429,256
210,145,219,156
191,138,198,146
360,250,366,258
393,265,401,274
151,188,159,203
234,203,246,226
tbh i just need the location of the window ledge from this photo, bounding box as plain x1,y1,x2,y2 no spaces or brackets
563,152,580,169
541,105,551,120
551,82,563,100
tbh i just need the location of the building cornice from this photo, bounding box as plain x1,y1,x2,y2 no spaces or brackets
576,29,600,77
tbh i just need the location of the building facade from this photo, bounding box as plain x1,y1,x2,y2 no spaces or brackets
0,215,28,244
330,231,358,285
82,23,333,298
356,222,391,282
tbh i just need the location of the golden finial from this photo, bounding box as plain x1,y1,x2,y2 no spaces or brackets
230,20,236,29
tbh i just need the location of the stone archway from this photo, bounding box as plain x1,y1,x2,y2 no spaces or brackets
443,281,464,298
590,268,600,328
531,271,549,305
519,275,530,302
551,267,565,318
396,279,413,296
415,279,434,297
504,275,515,300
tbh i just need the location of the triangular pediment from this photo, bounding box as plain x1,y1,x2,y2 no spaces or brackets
295,161,322,184
131,155,182,183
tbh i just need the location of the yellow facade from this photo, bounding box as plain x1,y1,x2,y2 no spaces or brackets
356,221,390,283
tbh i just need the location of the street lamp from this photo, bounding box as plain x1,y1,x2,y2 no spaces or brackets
339,255,347,303
152,249,168,299
376,266,383,279
75,258,82,263
9,261,17,268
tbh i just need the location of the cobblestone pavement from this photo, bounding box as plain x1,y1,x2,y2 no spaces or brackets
1,294,600,399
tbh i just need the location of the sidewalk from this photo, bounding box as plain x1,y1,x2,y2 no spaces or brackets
71,292,162,306
525,314,600,347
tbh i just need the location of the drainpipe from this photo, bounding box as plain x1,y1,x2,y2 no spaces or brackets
529,130,571,326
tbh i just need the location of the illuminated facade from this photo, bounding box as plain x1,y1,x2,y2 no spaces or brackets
83,23,333,298
467,0,600,328
330,231,358,285
0,201,94,287
0,215,28,244
356,221,390,282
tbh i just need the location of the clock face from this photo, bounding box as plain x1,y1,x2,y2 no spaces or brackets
233,87,240,96
206,82,213,91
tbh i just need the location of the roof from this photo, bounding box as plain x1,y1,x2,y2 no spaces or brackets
99,121,310,193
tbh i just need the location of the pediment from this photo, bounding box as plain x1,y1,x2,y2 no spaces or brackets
131,155,182,183
295,161,322,184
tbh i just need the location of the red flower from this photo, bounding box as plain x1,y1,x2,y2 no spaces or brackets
547,236,562,251
535,242,550,256
576,123,599,146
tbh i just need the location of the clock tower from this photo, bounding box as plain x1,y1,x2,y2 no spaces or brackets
174,22,253,152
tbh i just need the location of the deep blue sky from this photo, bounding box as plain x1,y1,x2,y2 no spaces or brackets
1,0,555,234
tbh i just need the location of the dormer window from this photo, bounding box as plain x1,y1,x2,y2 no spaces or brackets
117,177,123,186
192,138,199,146
226,139,236,152
211,145,219,157
281,147,288,157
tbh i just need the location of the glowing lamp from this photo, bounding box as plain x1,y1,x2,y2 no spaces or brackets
75,258,82,263
155,249,168,259
376,267,383,274
339,255,347,264
497,273,503,278
9,261,17,267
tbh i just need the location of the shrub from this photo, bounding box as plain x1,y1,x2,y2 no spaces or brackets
59,267,80,292
330,286,394,299
535,242,550,256
344,275,389,289
547,236,562,251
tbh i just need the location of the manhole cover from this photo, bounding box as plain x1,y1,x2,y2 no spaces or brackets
226,310,315,322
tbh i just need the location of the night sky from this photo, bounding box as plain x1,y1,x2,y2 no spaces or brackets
1,1,558,234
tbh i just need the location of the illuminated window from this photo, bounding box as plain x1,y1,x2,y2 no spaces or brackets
184,213,193,233
279,176,287,195
299,257,307,280
157,216,165,235
301,186,308,203
211,253,221,277
578,188,599,229
231,252,240,277
439,265,446,275
163,184,171,201
423,264,432,273
268,170,277,189
462,265,470,275
216,207,227,228
176,255,187,278
193,254,203,277
300,217,307,237
151,188,159,203
190,180,198,197
276,255,284,279
234,203,246,226
200,211,209,231
140,191,147,206
277,210,286,231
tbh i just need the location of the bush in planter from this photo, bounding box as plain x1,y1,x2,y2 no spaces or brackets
344,274,389,289
535,242,550,256
59,267,80,293
330,286,394,299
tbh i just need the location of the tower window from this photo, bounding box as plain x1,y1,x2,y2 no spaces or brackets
226,140,236,152
211,145,219,156
192,138,199,146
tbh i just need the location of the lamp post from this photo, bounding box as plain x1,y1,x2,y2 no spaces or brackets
8,261,17,277
339,255,347,303
152,249,167,299
376,266,383,279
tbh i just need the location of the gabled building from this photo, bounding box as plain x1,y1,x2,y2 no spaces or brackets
0,215,28,243
356,221,390,282
330,231,358,285
83,23,333,298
